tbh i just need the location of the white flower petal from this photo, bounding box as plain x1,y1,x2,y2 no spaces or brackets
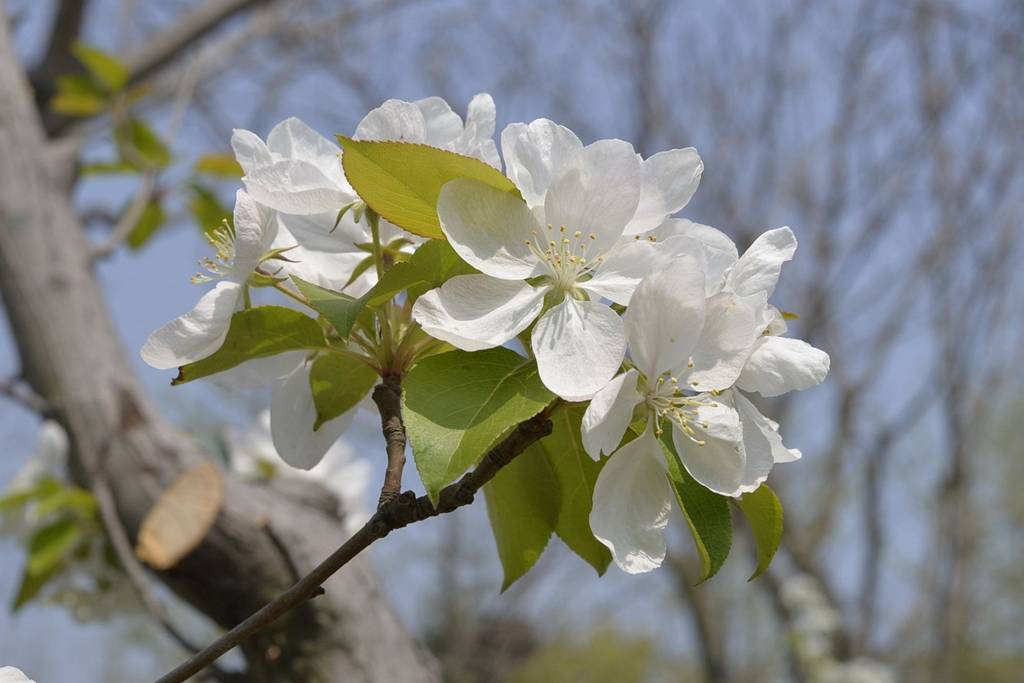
654,219,738,294
245,160,353,215
626,260,705,380
734,390,801,465
270,362,357,470
231,128,273,176
415,96,463,147
581,369,643,459
580,238,665,306
736,336,830,398
277,211,366,253
355,99,428,143
413,275,546,351
500,119,583,207
725,226,796,297
0,667,35,683
266,117,348,189
684,292,762,392
438,178,541,279
626,148,704,234
460,93,501,168
544,139,641,254
230,189,276,279
531,298,627,401
206,351,305,391
673,399,748,497
722,390,774,492
141,281,242,369
590,429,673,574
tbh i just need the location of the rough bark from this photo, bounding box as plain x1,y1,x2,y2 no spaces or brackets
0,10,437,683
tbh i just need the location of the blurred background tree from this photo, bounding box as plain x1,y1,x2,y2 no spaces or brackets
1,0,1022,681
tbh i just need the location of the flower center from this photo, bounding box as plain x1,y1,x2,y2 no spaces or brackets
191,220,236,284
525,223,604,292
645,372,712,446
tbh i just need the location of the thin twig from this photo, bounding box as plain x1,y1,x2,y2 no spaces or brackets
92,477,234,682
89,172,157,261
0,376,53,415
371,376,406,508
152,409,555,683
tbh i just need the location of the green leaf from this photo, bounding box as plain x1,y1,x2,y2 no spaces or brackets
0,478,62,514
533,404,612,575
194,153,243,178
336,137,521,239
33,486,99,519
72,42,129,92
49,74,108,116
484,446,561,591
116,118,171,169
173,306,325,384
365,239,475,307
735,484,784,580
13,517,84,609
661,436,732,582
189,183,233,234
403,348,554,503
292,276,367,338
13,562,62,610
125,200,166,250
308,354,378,430
80,160,137,175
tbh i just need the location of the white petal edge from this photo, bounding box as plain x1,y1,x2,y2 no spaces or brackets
581,369,643,459
734,390,801,465
265,117,347,189
205,351,305,391
736,336,830,398
0,667,35,683
654,219,739,295
413,274,546,351
544,139,641,255
500,119,583,207
532,298,627,401
355,99,428,143
580,238,666,306
141,281,242,369
625,148,704,235
725,226,796,297
438,178,541,279
684,292,762,392
625,259,705,380
589,429,673,574
673,398,748,497
230,189,276,279
231,128,272,177
270,362,357,470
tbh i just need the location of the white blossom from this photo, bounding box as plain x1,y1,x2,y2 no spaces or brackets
415,118,702,400
140,190,275,369
225,410,372,534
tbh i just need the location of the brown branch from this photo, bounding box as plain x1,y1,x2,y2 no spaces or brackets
48,0,271,136
371,376,407,508
122,0,271,87
153,409,555,683
664,550,728,683
92,476,238,683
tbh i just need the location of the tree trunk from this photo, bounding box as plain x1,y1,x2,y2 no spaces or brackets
0,11,437,683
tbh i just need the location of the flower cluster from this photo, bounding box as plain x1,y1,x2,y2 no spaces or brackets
141,93,829,576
